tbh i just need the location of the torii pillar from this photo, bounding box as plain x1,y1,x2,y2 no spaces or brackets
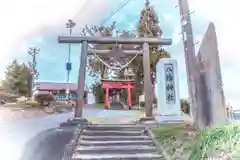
58,36,172,120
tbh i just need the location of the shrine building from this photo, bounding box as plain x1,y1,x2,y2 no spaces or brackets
33,82,89,103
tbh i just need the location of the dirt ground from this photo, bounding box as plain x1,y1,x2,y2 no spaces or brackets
0,107,46,122
0,104,73,123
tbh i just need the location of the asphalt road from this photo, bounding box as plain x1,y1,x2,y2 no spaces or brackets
0,107,103,160
19,126,75,160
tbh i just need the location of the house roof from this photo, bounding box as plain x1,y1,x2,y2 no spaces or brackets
37,82,78,91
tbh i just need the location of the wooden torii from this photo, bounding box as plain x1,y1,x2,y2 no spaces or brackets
58,36,172,119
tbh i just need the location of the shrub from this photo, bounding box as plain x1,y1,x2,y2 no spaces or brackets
181,99,190,114
0,91,17,102
34,92,55,106
91,82,105,104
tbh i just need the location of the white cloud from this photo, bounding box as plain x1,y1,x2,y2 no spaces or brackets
0,0,85,77
0,0,115,79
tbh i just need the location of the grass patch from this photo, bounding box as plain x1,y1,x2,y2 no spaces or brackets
153,124,186,140
152,124,199,160
96,103,105,108
153,123,198,141
190,123,240,160
153,123,240,160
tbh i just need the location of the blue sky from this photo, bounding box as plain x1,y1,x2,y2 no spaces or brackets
0,0,239,108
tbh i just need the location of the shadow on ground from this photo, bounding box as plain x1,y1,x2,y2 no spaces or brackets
19,126,75,160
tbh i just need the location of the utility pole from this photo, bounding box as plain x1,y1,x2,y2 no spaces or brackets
28,47,40,98
65,19,76,101
177,0,198,121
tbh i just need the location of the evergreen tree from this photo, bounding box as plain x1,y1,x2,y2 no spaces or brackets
127,0,170,103
89,1,171,104
2,60,32,96
138,0,162,37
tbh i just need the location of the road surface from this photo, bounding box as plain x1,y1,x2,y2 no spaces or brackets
0,106,143,160
0,106,103,160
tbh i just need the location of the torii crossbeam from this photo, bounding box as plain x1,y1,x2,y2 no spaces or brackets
58,36,172,119
58,36,172,45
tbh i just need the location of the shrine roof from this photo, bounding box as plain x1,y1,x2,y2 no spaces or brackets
100,79,135,82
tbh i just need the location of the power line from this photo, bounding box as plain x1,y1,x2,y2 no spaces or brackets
101,0,134,25
86,0,133,48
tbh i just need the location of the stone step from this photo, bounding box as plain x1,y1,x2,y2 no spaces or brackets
86,124,145,131
81,135,151,141
68,123,165,160
78,140,153,146
72,153,164,160
81,130,143,136
75,145,157,154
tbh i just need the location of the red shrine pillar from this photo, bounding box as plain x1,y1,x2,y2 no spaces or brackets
105,87,109,109
127,83,132,110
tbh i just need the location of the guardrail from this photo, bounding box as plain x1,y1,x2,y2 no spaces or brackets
228,109,240,121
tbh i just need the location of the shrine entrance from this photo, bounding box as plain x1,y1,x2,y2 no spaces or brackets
101,79,134,110
58,34,172,119
58,37,172,118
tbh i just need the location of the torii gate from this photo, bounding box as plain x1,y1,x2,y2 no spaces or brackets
101,79,135,109
58,36,172,119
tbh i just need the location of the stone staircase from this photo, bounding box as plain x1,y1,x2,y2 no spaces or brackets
71,124,165,160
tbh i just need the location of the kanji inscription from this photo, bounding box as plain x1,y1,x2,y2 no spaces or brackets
164,63,176,104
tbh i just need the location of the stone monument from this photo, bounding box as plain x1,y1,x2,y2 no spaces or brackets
155,58,183,123
195,22,227,127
